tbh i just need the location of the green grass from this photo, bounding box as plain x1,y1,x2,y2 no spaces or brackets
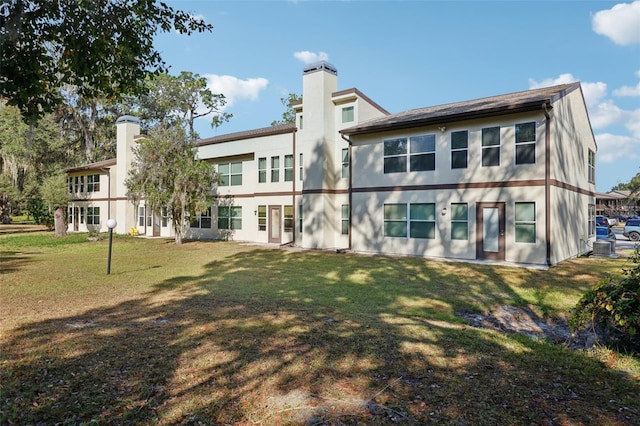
1,233,639,425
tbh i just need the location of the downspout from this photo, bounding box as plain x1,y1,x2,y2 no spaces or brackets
341,133,352,251
292,129,297,245
542,102,552,267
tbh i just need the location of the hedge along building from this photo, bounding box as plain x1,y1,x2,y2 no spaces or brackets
68,61,598,266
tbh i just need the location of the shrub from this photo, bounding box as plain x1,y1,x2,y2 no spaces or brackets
570,248,640,348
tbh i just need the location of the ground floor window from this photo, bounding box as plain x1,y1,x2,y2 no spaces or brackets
80,207,84,224
218,206,242,230
258,205,266,231
191,207,212,228
384,203,436,239
87,207,100,225
138,206,145,227
284,205,294,232
162,207,169,227
588,203,595,237
515,202,536,243
384,204,407,237
68,207,73,224
298,204,303,233
451,203,468,240
341,204,349,235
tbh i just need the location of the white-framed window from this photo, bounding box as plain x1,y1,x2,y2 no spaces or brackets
588,149,596,183
271,156,279,182
87,174,100,192
298,204,303,233
383,203,436,239
383,135,436,173
68,207,73,223
219,162,242,186
67,177,73,193
87,206,100,225
588,203,595,237
162,207,169,227
258,205,266,231
284,205,294,232
342,106,354,123
79,175,85,193
341,204,349,235
138,206,145,227
342,148,349,179
258,157,267,183
299,153,303,181
482,127,500,167
79,207,84,224
515,202,536,243
190,207,212,228
451,130,468,169
218,206,242,230
515,122,536,165
74,176,79,193
451,203,468,240
284,155,294,182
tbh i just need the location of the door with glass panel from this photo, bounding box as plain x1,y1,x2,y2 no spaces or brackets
476,202,505,260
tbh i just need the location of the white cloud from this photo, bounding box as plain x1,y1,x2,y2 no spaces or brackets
293,51,329,64
614,82,640,97
592,1,640,45
528,74,607,107
595,133,640,163
204,74,269,109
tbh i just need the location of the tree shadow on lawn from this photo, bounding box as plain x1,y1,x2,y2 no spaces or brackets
1,248,638,425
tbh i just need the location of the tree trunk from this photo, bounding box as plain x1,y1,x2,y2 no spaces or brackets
54,207,67,236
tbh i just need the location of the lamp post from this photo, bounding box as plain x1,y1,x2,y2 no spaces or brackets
106,218,117,275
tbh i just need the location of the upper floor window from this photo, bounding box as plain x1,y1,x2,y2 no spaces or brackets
342,106,354,123
284,155,294,182
383,134,436,174
87,174,100,192
482,127,500,167
515,202,536,243
451,203,468,240
74,176,79,193
271,156,280,182
258,157,267,183
79,176,85,193
299,153,303,181
515,122,536,165
218,162,242,186
588,149,595,183
451,131,468,169
342,148,349,179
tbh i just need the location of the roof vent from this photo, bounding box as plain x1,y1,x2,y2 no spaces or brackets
303,61,337,76
115,115,140,125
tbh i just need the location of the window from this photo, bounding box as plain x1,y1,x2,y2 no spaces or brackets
451,203,468,240
515,202,536,243
147,210,152,227
384,138,407,173
87,174,100,192
271,156,280,182
410,203,436,239
162,207,169,227
384,204,407,237
80,176,85,193
588,203,595,237
299,153,303,181
284,205,294,232
515,122,536,165
451,131,468,169
218,206,242,230
384,135,436,173
87,206,100,225
284,155,294,182
342,106,354,123
298,204,303,233
191,207,212,228
409,135,436,172
74,176,79,193
342,148,349,179
482,127,500,167
588,149,596,183
258,157,267,183
68,207,73,223
67,177,73,193
341,204,349,235
258,205,266,231
219,162,242,186
138,206,145,227
79,207,84,224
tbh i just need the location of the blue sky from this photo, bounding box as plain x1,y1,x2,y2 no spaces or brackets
158,1,640,193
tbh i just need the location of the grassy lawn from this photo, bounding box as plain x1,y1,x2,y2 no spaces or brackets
1,233,639,425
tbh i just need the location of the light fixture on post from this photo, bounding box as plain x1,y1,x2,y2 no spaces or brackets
106,218,117,275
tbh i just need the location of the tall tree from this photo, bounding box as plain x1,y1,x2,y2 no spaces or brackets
126,125,218,244
41,174,70,236
135,72,232,139
0,0,212,120
271,93,301,126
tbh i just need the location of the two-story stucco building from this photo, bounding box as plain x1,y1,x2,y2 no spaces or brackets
67,61,597,266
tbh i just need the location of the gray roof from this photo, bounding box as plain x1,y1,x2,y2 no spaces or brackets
197,123,296,147
341,82,581,136
67,158,116,173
